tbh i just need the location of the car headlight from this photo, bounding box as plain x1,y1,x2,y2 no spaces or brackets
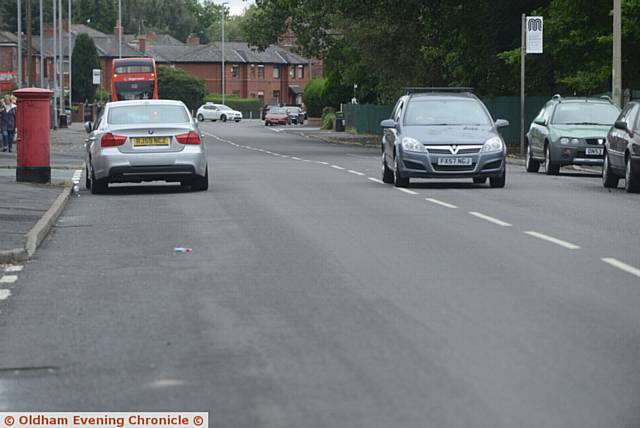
560,137,569,145
481,136,504,153
401,137,425,152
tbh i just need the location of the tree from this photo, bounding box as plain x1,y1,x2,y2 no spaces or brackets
74,0,116,35
71,33,101,102
157,65,206,112
303,79,326,117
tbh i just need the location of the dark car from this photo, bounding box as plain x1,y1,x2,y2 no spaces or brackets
525,95,620,175
380,89,509,188
603,101,640,192
264,107,289,126
284,106,305,125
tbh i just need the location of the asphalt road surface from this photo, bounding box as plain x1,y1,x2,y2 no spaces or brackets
1,120,639,428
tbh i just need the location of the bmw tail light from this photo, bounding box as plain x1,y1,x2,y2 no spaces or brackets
101,133,127,147
175,131,201,145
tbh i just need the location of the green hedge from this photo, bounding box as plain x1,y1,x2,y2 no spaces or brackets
204,94,261,117
303,79,326,118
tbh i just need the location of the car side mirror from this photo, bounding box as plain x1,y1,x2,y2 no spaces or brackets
533,118,546,126
380,119,397,129
614,120,628,131
84,121,93,133
495,119,510,128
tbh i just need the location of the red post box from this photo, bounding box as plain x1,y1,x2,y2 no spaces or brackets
14,88,54,183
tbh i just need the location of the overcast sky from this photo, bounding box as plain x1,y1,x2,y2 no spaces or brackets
222,0,254,15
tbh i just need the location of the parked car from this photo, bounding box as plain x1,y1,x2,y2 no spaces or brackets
196,103,242,122
84,99,208,194
380,89,508,188
525,95,620,175
285,106,305,125
603,101,640,192
261,104,279,120
264,107,290,126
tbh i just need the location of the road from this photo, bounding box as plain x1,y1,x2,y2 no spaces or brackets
1,120,639,427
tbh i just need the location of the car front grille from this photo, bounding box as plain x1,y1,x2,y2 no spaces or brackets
425,145,482,155
585,138,605,145
432,164,476,172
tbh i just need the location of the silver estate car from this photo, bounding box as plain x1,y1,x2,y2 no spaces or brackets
84,100,208,194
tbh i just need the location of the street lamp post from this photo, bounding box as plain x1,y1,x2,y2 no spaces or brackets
17,0,22,88
39,0,44,87
118,0,122,58
68,0,72,115
613,0,622,107
221,2,228,104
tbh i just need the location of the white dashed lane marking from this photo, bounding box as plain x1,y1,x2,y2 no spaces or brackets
601,258,640,278
348,170,365,176
0,276,18,284
0,290,11,300
397,188,419,195
331,165,345,170
368,177,384,184
524,231,581,250
5,265,23,272
426,198,458,209
468,211,512,227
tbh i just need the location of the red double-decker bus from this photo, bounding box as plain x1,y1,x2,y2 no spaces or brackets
111,57,158,101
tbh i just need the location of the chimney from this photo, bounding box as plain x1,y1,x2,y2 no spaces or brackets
186,34,200,46
114,19,122,37
146,31,157,42
137,36,146,53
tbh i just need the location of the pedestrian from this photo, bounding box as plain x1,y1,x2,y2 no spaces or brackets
1,94,17,153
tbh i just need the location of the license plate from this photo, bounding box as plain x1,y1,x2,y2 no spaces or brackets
585,147,603,156
132,137,170,147
437,157,472,166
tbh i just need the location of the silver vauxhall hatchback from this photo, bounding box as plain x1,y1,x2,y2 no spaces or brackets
84,100,208,194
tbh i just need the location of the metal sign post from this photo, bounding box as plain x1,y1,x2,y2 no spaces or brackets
521,15,543,157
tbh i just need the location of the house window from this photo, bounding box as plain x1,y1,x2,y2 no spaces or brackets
273,90,280,104
250,65,256,79
258,65,265,79
231,64,239,78
273,65,280,79
297,65,304,79
289,66,295,78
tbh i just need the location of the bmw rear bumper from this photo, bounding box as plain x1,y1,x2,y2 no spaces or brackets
93,148,207,182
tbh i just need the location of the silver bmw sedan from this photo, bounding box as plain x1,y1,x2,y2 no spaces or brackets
84,99,208,194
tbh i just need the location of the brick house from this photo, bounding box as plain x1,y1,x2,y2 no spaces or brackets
147,40,311,106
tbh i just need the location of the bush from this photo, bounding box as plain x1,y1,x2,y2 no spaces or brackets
204,94,261,116
157,65,207,112
321,107,336,130
95,86,111,103
303,79,326,118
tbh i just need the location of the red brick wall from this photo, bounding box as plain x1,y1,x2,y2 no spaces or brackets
0,46,16,73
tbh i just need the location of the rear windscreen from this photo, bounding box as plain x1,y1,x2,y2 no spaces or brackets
114,81,154,101
108,105,190,124
114,64,154,74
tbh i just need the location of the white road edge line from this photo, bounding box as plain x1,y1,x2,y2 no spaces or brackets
368,177,384,184
426,198,458,209
601,258,640,278
348,170,365,176
0,275,18,284
397,188,419,195
0,289,11,300
468,211,512,227
523,231,581,250
331,165,345,170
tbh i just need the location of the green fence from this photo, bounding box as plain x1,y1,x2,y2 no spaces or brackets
343,96,550,146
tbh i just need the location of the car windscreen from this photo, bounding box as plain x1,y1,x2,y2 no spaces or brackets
404,99,492,126
108,105,190,124
551,103,620,125
269,108,286,114
286,108,301,113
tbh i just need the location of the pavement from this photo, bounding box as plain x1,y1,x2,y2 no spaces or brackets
0,125,84,263
1,120,639,427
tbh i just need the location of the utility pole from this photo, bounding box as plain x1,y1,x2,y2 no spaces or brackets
221,2,228,104
52,0,57,127
68,0,72,116
58,0,63,118
118,0,122,58
17,0,22,88
26,0,32,86
39,0,44,87
520,13,526,157
612,0,622,107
